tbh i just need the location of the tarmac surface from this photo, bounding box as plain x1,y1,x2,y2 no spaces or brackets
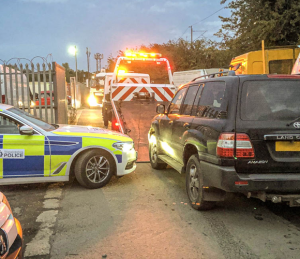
3,163,300,259
2,108,300,258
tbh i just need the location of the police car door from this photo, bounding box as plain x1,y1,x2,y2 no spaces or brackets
0,113,49,178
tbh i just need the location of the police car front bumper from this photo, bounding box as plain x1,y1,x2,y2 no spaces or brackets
116,148,137,176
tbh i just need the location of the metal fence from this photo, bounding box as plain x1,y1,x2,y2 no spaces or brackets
0,62,68,124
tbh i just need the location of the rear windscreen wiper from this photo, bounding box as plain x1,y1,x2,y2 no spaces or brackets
287,116,300,126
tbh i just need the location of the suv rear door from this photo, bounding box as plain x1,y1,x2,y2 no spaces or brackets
235,76,300,174
191,80,230,157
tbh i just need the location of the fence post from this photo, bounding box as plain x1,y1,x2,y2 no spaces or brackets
52,62,67,124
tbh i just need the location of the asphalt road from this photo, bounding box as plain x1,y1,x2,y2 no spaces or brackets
2,163,300,259
2,108,300,258
76,108,105,128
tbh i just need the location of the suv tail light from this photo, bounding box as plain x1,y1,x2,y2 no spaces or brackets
217,133,255,158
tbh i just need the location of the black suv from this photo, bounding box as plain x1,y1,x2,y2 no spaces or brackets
148,73,300,210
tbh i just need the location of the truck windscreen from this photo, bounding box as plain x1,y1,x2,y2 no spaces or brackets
118,60,169,84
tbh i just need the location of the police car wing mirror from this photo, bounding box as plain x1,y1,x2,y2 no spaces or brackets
20,125,34,135
156,104,166,114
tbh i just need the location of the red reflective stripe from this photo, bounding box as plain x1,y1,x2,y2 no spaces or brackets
142,79,147,84
112,86,125,99
151,87,168,101
118,78,126,83
163,87,174,98
235,181,248,186
139,87,148,93
120,87,137,100
130,78,138,83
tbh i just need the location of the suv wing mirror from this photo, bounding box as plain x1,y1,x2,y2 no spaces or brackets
156,104,166,114
20,125,34,135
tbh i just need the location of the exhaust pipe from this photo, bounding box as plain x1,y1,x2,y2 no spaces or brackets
271,196,282,203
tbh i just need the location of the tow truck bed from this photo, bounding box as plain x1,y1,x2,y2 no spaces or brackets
115,100,168,162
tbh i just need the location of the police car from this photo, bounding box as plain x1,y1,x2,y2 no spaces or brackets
0,104,137,189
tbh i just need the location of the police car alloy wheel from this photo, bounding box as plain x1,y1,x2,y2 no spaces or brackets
186,155,215,210
85,155,110,183
75,149,115,189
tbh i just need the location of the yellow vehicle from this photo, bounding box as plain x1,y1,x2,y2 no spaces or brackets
230,47,300,75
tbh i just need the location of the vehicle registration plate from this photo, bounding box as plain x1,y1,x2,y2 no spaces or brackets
275,141,300,151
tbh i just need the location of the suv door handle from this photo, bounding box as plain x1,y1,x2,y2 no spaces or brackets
183,122,190,129
169,121,173,125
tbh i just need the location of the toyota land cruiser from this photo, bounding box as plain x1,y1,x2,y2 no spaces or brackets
148,72,300,210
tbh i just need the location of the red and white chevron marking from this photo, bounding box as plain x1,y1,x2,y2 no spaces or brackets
112,86,174,101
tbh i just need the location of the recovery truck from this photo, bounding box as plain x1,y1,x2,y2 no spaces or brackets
102,52,176,161
90,72,150,108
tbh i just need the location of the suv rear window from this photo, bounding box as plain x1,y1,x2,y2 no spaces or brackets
241,80,300,121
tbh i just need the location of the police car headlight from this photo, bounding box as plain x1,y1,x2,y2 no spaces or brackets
112,142,134,152
0,229,8,257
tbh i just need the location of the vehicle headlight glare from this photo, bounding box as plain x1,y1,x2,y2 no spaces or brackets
88,95,98,106
112,142,133,152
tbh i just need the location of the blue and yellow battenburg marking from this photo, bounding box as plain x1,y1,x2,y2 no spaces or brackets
0,134,124,179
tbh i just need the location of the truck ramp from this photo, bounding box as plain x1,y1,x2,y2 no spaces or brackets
115,100,168,162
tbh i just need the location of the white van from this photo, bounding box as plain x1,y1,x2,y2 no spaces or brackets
0,65,30,107
173,68,228,90
88,72,150,108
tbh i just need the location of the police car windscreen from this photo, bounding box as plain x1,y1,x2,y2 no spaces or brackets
241,80,300,121
8,108,56,131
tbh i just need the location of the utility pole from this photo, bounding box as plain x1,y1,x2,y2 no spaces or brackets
94,53,103,73
74,46,78,85
86,47,91,87
189,26,193,44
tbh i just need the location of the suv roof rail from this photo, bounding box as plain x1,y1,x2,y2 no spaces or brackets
190,70,236,82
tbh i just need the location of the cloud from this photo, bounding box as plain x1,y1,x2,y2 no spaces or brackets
205,20,223,27
149,5,165,13
87,3,97,9
168,28,182,37
20,0,68,3
165,0,193,9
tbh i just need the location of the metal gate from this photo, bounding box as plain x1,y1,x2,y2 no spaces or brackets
0,62,67,124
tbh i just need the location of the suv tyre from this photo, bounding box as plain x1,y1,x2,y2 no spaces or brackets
149,135,167,170
186,155,215,210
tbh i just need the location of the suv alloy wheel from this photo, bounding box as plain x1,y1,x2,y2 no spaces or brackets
186,155,215,210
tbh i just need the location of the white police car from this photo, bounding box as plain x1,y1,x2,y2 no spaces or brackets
0,104,137,189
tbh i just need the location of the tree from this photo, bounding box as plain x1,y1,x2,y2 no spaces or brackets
105,39,231,81
62,63,74,83
217,0,300,55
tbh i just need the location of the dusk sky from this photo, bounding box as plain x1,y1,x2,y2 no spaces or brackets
1,0,230,72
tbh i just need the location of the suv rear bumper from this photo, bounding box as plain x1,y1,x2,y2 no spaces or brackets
200,161,300,193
